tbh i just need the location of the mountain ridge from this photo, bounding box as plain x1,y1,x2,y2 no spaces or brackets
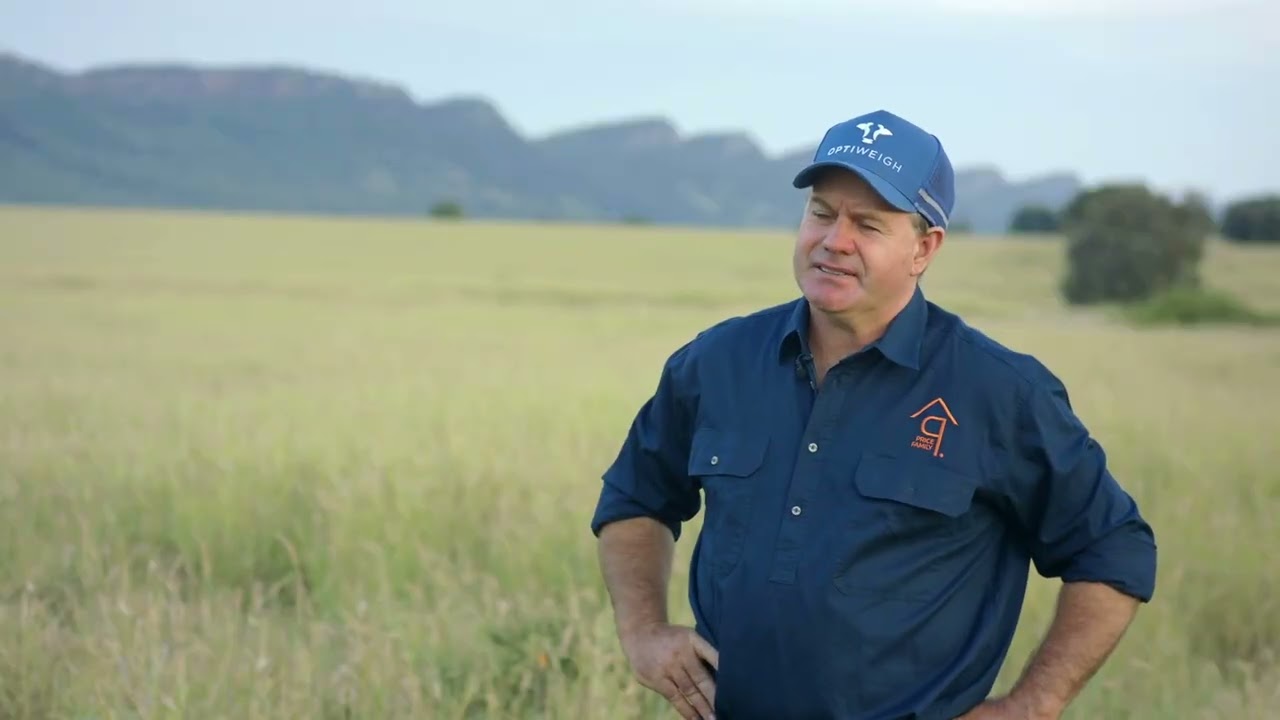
0,51,1086,231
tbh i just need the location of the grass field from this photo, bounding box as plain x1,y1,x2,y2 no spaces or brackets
2,204,1279,719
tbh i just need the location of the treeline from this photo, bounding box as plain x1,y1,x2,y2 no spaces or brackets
1009,193,1280,245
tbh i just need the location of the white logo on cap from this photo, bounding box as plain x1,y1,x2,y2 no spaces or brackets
855,122,893,144
824,144,904,173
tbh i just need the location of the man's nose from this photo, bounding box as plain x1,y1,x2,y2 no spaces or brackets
822,217,859,254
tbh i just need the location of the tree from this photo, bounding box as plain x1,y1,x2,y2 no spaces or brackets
1175,190,1218,238
1008,205,1060,234
1221,194,1280,244
1059,184,1209,306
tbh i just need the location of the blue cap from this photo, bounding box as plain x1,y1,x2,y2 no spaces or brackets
792,109,955,229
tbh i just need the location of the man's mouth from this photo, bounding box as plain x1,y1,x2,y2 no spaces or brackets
816,263,855,277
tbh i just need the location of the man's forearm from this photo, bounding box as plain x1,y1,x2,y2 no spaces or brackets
1006,581,1141,718
597,516,677,641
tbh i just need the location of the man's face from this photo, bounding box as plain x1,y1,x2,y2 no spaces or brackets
792,168,942,320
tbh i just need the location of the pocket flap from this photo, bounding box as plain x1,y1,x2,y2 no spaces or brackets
854,453,976,518
687,427,768,477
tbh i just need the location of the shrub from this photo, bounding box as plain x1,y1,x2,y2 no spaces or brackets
1124,286,1279,327
1059,184,1209,306
429,201,465,219
1008,204,1060,234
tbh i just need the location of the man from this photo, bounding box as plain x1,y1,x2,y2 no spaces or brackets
590,109,1157,720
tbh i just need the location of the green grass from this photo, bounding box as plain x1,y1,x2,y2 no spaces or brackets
1,205,1279,718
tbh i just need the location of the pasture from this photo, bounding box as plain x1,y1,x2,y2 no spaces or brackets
1,204,1278,719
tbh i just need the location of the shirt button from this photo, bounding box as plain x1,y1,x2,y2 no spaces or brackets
710,455,719,465
808,442,818,453
791,506,802,516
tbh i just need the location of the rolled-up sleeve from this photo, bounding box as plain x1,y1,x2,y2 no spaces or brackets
590,341,702,541
1003,374,1158,602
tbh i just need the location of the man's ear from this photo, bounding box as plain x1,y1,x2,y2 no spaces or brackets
910,227,945,277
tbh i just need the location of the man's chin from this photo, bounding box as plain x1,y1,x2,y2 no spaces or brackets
804,287,867,315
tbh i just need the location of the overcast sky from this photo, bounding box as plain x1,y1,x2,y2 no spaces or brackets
4,0,1277,203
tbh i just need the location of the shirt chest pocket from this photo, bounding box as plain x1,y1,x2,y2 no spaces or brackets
851,452,980,537
833,452,982,601
688,427,768,577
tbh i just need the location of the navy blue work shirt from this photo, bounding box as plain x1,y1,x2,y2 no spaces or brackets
591,286,1157,720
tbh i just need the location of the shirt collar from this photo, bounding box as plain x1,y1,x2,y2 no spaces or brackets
777,284,928,371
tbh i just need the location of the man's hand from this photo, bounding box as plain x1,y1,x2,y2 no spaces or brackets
596,518,719,717
620,622,720,720
957,581,1142,720
954,695,1057,720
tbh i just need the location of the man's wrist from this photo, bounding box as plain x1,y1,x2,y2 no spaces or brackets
1003,686,1066,720
617,617,666,644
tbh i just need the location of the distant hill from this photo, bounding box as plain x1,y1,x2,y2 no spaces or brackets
0,52,1084,232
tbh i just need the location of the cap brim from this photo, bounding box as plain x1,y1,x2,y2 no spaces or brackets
792,161,916,214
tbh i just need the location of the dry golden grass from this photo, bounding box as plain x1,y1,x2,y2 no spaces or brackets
1,204,1278,718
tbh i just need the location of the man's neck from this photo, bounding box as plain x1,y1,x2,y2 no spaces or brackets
807,289,914,382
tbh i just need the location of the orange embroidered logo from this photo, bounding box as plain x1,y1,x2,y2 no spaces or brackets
909,398,957,458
